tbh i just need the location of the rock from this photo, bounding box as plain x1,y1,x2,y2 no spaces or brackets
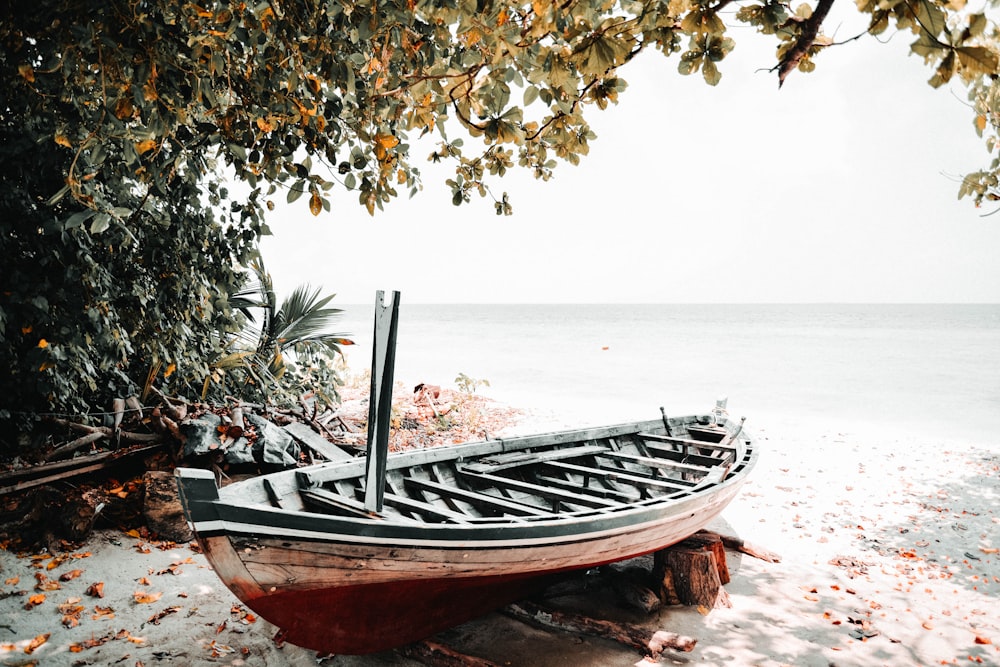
143,471,193,542
248,414,299,469
179,413,223,458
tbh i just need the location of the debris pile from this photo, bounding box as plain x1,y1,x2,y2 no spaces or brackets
0,374,523,547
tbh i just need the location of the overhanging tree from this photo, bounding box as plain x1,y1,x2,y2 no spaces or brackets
1,0,998,441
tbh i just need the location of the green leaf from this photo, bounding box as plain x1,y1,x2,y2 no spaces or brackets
913,0,947,39
90,213,111,234
287,180,306,203
64,210,95,230
524,86,539,106
703,59,721,85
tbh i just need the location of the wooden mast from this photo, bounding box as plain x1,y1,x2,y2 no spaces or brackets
364,290,401,513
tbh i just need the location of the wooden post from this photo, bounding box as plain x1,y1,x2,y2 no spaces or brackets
364,290,400,514
653,532,732,609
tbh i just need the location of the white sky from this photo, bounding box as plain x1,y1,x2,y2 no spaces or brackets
260,7,1000,304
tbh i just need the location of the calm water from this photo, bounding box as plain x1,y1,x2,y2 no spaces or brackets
333,304,1000,445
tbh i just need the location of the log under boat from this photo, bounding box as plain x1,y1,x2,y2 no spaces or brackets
176,411,756,654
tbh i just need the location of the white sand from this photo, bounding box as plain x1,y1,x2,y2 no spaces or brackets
1,414,997,666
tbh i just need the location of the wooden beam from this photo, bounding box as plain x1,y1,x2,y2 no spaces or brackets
458,469,621,510
364,290,400,513
403,476,554,517
642,443,721,468
301,488,384,520
540,461,693,492
529,473,637,502
638,432,739,452
459,443,609,474
381,492,472,523
598,450,713,474
284,421,353,462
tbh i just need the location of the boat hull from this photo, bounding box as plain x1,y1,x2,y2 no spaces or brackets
178,415,756,654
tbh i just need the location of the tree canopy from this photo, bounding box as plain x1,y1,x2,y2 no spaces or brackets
2,0,999,441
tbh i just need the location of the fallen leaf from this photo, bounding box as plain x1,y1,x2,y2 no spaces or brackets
24,633,49,654
922,621,934,630
59,569,84,582
61,608,84,627
974,635,992,645
91,605,115,620
146,605,182,625
133,590,162,604
25,593,46,609
4,576,19,586
137,577,151,586
85,582,105,598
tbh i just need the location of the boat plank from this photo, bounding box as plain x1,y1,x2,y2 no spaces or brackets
530,474,637,502
642,443,722,468
263,478,288,509
301,488,385,520
496,419,662,450
381,492,473,524
459,469,622,510
460,444,610,474
403,476,555,518
541,461,693,492
598,450,713,474
638,432,739,452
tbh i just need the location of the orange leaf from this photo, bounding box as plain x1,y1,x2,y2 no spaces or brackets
37,338,48,349
136,139,157,154
91,605,115,620
54,134,72,148
60,569,84,582
24,633,49,654
133,590,162,604
309,190,322,216
4,576,19,586
376,133,400,150
975,635,992,645
85,582,105,598
25,593,45,609
18,63,35,82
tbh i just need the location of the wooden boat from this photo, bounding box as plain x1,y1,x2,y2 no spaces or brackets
175,293,758,654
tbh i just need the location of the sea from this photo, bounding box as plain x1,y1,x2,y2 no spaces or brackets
332,304,1000,447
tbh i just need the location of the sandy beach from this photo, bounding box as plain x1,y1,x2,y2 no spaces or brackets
1,403,997,667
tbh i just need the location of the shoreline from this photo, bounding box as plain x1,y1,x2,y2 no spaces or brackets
1,391,997,666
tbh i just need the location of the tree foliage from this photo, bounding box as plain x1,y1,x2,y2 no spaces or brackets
1,0,999,444
215,260,354,408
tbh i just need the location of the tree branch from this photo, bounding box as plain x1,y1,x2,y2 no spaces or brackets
776,0,836,87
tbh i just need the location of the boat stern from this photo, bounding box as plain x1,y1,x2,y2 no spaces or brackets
175,467,222,529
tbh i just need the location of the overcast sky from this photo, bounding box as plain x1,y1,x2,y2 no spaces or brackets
259,7,1000,304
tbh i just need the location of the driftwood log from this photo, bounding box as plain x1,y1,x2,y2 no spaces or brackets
397,640,503,667
504,600,696,658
